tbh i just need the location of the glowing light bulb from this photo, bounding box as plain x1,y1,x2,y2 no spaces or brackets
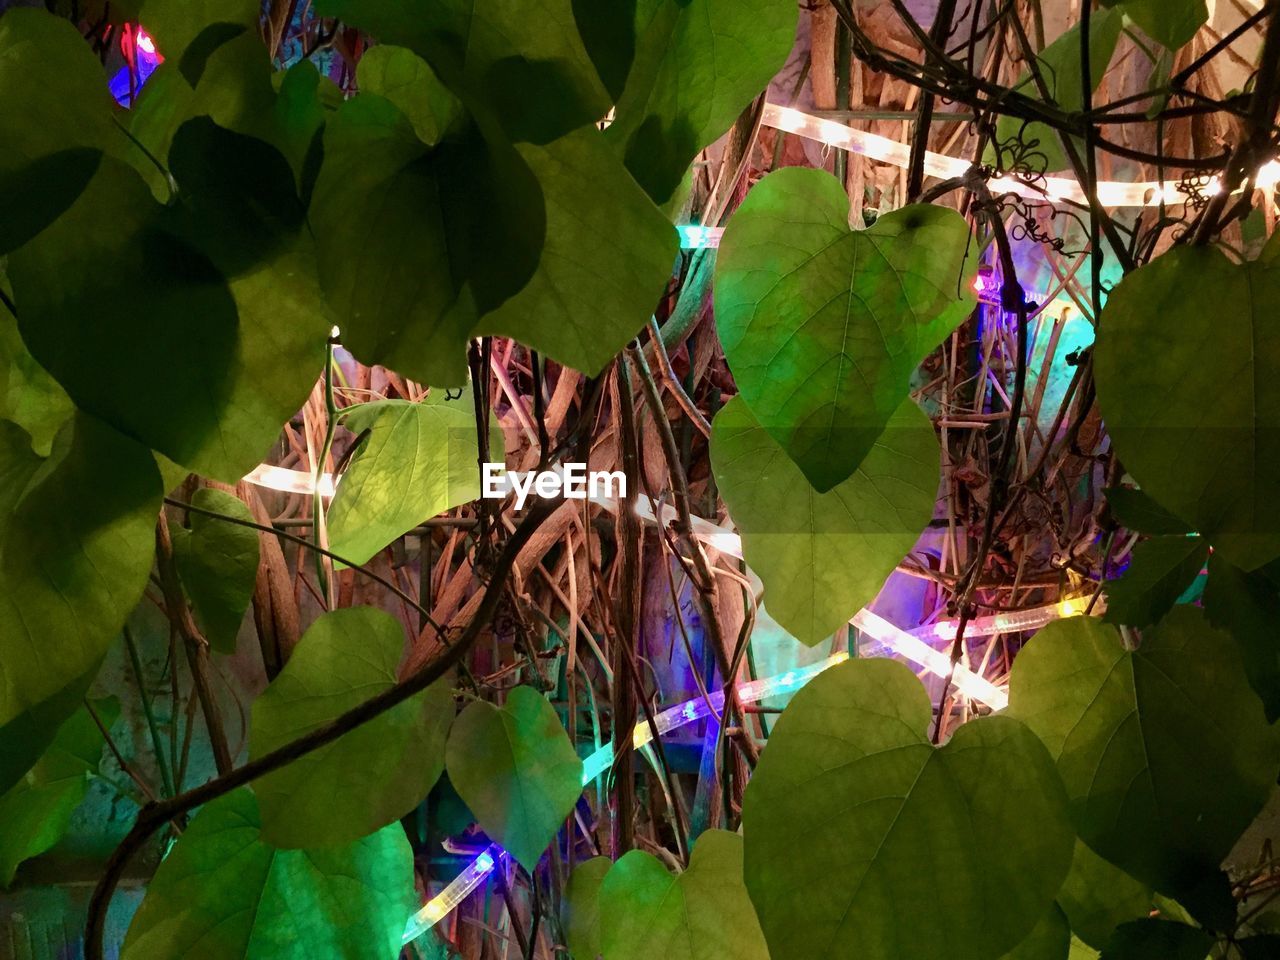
136,30,157,54
1256,161,1280,190
1056,596,1090,618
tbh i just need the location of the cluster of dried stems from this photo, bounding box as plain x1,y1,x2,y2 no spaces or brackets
79,2,1280,957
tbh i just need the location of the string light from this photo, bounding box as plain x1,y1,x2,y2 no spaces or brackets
243,443,1090,945
401,591,1094,942
759,103,1277,208
403,650,851,944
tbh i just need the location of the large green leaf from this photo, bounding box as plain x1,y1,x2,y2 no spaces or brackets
1009,609,1280,895
1057,840,1153,951
563,856,611,960
1106,0,1208,50
716,168,972,490
355,45,463,146
710,395,938,645
1094,242,1280,570
1002,907,1070,960
327,394,495,566
445,685,583,871
0,304,73,457
743,658,1074,960
317,0,611,144
250,607,453,848
122,788,415,959
310,94,543,387
0,698,117,887
1102,536,1207,628
0,9,122,254
8,120,329,482
10,157,236,474
1104,487,1193,536
1204,553,1280,722
0,662,100,795
173,488,260,654
599,830,769,960
1098,919,1213,960
479,126,679,375
135,0,260,61
990,10,1123,174
605,0,799,204
0,415,160,728
127,31,327,197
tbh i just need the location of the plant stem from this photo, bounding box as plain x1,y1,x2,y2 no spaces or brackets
122,624,176,798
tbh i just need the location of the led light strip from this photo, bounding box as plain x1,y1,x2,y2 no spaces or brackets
402,650,852,942
759,103,1280,207
243,462,1056,703
242,469,1086,943
401,598,1091,941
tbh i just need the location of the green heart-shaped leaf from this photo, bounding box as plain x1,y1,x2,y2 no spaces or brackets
316,0,611,144
563,856,611,960
173,488,260,654
355,45,463,146
1095,242,1280,570
134,0,260,62
446,685,583,871
0,415,160,728
0,10,123,254
311,94,543,386
9,122,330,483
711,394,938,644
250,607,453,848
716,167,972,490
479,126,679,375
1204,553,1280,722
1002,906,1070,960
1058,840,1152,951
0,662,100,795
600,830,769,960
1102,536,1207,628
1104,487,1192,536
988,10,1122,174
123,788,415,959
0,698,117,887
1009,608,1280,896
743,658,1073,960
327,393,499,566
1108,0,1208,50
605,0,799,204
0,303,73,457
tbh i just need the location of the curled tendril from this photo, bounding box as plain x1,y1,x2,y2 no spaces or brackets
1165,172,1218,242
996,192,1089,259
987,118,1052,181
1176,172,1216,214
444,387,465,401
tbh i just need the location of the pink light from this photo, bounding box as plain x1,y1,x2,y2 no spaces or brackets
136,30,157,55
971,268,998,300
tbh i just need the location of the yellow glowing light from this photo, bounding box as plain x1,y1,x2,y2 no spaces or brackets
1056,596,1091,618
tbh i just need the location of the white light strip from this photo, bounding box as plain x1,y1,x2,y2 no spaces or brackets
243,464,1024,702
242,463,336,497
404,652,853,943
760,102,1235,208
910,595,1095,642
245,464,1087,941
852,609,1009,709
